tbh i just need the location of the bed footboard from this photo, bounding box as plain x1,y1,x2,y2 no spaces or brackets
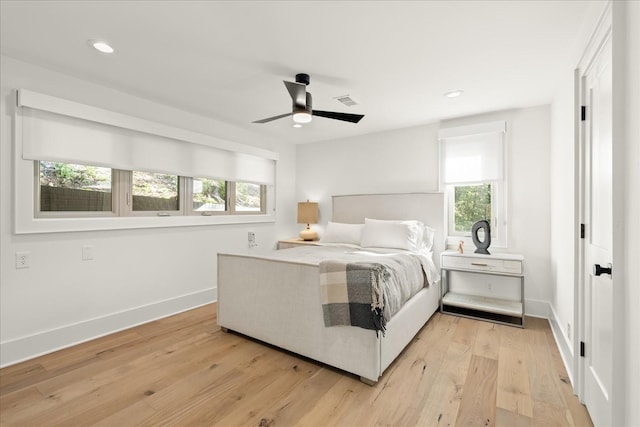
218,253,383,382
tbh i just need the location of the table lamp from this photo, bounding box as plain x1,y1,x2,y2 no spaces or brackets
297,200,318,241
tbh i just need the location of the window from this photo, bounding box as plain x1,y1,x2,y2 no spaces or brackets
37,161,114,215
439,121,507,247
233,181,265,213
191,177,227,214
451,183,492,234
17,89,277,233
35,161,266,219
131,171,181,213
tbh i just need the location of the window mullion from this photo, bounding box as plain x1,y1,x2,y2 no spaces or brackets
111,169,120,216
179,177,187,216
184,177,193,215
118,170,132,217
228,182,236,214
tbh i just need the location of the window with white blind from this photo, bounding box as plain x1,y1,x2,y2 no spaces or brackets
15,90,276,233
439,121,507,247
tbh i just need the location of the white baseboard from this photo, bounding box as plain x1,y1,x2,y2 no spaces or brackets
525,298,551,318
548,304,574,385
0,288,216,368
525,298,574,385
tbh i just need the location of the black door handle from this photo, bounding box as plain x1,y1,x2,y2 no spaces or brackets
593,263,612,276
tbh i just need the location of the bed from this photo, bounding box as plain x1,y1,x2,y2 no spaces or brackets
217,192,445,384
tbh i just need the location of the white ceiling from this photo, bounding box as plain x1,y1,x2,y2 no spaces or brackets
0,1,601,145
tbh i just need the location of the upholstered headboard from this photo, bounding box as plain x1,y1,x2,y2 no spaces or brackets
332,192,445,266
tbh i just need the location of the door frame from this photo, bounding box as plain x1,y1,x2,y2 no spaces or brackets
575,0,611,406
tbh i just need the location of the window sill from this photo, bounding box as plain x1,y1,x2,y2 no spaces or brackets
446,235,506,251
15,213,275,234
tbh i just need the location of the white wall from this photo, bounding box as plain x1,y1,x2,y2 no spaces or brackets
297,105,552,316
440,106,552,314
0,56,298,367
296,124,440,220
549,70,578,375
547,0,608,384
612,1,639,425
547,2,639,423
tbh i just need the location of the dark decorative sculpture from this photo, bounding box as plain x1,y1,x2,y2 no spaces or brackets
471,220,491,254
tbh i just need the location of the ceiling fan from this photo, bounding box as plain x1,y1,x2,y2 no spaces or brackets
253,73,364,125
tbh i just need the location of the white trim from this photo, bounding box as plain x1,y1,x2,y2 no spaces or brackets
573,65,586,405
525,299,575,387
437,120,506,140
524,298,550,319
16,211,276,234
0,288,216,368
13,96,277,234
577,2,613,75
575,0,612,404
17,89,278,161
549,303,575,387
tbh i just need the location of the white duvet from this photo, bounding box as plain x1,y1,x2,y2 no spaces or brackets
248,244,440,318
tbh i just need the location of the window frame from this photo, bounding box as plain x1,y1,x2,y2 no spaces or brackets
230,181,267,215
445,180,506,248
187,177,229,216
32,161,268,220
15,90,278,234
123,171,185,217
438,121,508,249
34,161,121,218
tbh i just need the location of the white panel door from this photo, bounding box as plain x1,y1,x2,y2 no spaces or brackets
583,34,613,427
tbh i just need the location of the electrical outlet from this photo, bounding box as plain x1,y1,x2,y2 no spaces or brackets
248,232,257,248
15,251,30,269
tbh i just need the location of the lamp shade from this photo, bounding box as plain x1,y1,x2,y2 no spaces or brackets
297,201,318,224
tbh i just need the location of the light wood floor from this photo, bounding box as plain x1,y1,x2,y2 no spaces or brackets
0,304,592,426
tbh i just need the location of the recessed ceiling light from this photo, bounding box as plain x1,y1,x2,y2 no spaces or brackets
444,90,464,98
90,40,114,54
292,123,302,128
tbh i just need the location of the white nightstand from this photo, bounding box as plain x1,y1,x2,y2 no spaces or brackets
440,251,525,327
277,238,321,250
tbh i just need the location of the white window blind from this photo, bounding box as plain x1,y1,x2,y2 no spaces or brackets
438,121,505,185
18,90,276,185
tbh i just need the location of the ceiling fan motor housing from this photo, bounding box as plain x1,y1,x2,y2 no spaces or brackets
253,72,364,124
292,92,312,113
295,73,310,86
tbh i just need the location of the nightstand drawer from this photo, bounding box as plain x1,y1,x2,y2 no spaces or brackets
441,255,522,275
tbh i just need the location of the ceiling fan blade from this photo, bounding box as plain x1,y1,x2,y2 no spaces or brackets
252,112,292,124
312,110,365,123
283,80,307,108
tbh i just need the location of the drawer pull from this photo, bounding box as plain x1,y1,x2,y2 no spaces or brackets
471,262,488,267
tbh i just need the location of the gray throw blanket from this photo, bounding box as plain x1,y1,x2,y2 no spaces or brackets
319,260,390,335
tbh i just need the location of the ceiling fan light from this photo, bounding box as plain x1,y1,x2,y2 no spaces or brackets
293,111,312,124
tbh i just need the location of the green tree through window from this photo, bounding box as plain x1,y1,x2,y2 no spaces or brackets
454,183,492,232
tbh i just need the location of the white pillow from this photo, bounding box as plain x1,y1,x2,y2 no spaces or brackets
320,222,365,245
361,218,415,250
361,218,435,252
422,225,435,252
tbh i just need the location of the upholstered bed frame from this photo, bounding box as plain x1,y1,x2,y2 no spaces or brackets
217,192,444,384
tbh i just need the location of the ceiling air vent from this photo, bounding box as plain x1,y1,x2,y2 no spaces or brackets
334,95,359,107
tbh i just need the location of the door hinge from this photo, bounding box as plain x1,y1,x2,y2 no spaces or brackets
581,106,586,121
580,341,585,357
580,223,585,239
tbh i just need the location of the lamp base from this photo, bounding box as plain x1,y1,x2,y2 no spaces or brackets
299,228,318,241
